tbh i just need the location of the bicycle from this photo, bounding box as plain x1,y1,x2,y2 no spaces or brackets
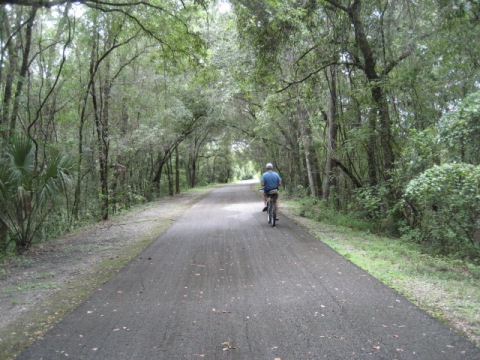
260,188,278,227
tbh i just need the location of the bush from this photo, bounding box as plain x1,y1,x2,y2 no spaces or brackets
0,136,75,253
353,185,389,220
404,163,480,261
351,185,401,235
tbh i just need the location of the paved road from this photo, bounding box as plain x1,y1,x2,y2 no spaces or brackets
17,182,479,359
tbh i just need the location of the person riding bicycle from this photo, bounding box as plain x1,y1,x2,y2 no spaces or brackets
261,163,282,213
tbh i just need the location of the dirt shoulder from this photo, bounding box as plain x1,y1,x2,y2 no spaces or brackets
0,188,212,359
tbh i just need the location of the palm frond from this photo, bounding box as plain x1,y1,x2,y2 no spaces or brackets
41,149,76,200
8,135,35,187
0,163,15,201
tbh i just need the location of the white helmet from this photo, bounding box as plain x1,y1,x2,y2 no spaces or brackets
266,163,273,169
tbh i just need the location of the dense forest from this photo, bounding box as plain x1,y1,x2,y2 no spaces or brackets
0,0,479,260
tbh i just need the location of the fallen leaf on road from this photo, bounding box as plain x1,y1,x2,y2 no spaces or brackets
222,341,235,351
372,345,381,350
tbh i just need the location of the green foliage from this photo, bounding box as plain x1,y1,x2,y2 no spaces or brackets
404,163,480,261
439,90,480,165
348,184,404,236
0,136,75,253
352,185,390,221
396,127,441,178
295,197,374,233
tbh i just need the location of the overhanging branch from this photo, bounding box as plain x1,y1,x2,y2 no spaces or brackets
277,61,342,93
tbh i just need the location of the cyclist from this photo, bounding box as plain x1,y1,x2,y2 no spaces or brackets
261,163,282,214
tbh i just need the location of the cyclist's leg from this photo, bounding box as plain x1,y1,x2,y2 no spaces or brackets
272,193,279,213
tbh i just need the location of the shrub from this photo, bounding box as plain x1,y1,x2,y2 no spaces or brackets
0,136,75,253
404,163,480,261
351,185,401,235
353,185,389,220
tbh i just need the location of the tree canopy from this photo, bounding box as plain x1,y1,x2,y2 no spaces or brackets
0,0,479,259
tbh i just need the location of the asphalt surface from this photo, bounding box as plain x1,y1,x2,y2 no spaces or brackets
17,182,480,359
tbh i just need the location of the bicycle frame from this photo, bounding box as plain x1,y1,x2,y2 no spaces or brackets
260,188,277,227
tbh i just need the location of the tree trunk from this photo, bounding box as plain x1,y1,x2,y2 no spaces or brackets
92,80,109,220
190,155,197,188
9,7,37,137
167,155,174,196
323,65,339,201
175,147,180,194
347,0,394,176
366,110,378,186
92,56,111,221
278,119,303,190
112,99,129,212
297,99,318,197
153,149,174,193
72,35,97,220
1,9,18,138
